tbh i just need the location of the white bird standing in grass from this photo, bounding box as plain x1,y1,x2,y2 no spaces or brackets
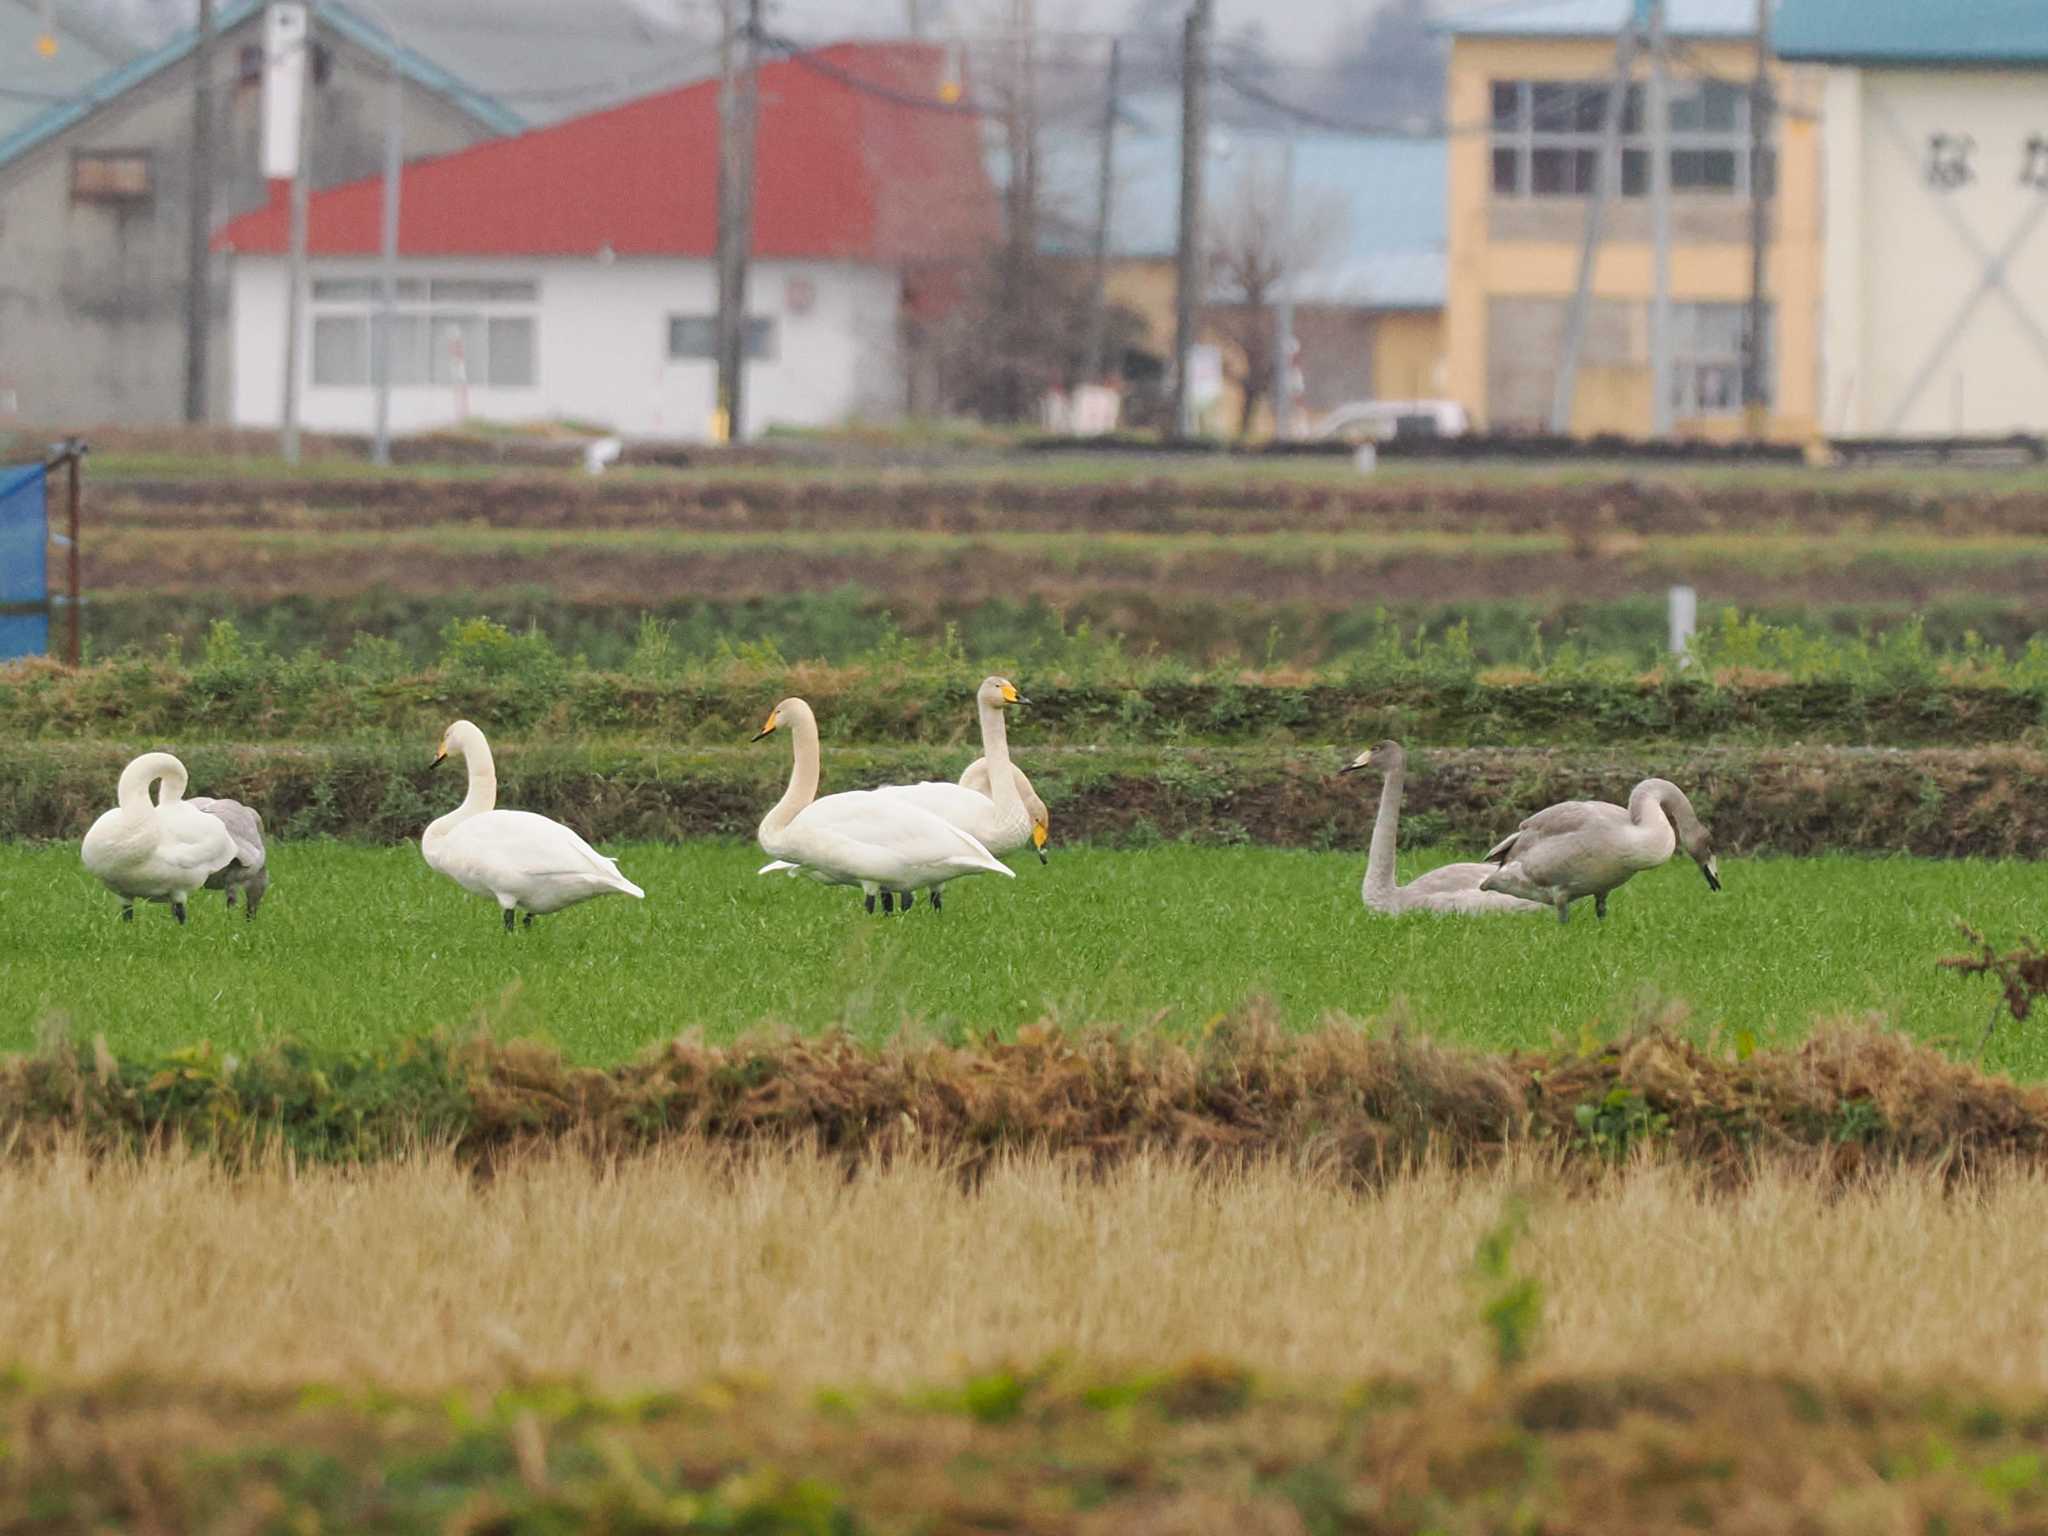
959,755,1049,863
1481,777,1721,924
873,676,1046,906
753,696,1013,914
81,751,239,924
422,719,644,931
1343,741,1544,916
188,796,269,919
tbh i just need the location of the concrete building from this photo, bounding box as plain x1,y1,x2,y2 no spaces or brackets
0,0,516,426
1443,0,1824,439
1777,0,2048,439
215,45,998,441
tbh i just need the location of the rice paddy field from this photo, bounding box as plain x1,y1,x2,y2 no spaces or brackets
1,841,2039,1072
16,442,2048,1530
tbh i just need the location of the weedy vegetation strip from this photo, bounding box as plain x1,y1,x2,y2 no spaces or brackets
19,1365,2048,1532
7,1021,2048,1183
10,611,2048,746
0,738,2040,854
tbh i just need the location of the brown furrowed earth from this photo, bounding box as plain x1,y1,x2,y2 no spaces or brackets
2,738,2043,854
76,524,2048,610
86,469,2048,538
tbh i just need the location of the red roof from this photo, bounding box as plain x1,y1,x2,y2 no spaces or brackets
216,43,998,265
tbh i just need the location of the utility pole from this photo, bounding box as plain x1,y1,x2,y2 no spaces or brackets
1271,131,1297,441
279,17,314,467
994,0,1039,420
1549,25,1639,433
714,0,762,442
372,34,403,467
1647,0,1674,437
182,0,215,424
1082,36,1121,386
1743,0,1772,436
1170,0,1215,440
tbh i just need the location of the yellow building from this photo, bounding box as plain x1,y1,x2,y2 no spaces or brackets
1444,0,1823,440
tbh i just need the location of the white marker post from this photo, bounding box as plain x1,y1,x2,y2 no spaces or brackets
1669,583,1698,666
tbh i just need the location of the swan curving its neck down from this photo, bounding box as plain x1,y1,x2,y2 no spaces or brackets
426,719,499,845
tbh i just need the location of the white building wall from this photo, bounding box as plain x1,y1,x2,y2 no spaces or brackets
1820,66,2048,437
228,254,906,440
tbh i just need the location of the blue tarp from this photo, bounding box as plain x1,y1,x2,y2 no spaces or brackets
0,462,48,660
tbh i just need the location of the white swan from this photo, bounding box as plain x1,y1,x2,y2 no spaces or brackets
872,676,1044,904
959,756,1049,863
188,797,269,919
1343,741,1544,916
1481,777,1722,924
753,696,1013,914
423,720,645,930
81,751,239,924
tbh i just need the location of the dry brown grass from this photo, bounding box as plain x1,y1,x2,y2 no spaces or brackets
10,1143,2048,1396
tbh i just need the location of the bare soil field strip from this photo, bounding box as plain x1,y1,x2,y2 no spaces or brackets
87,469,2048,539
5,742,2045,852
74,528,2048,607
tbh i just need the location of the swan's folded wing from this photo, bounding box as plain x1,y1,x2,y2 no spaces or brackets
1488,800,1628,859
452,810,644,895
792,793,1011,876
188,797,266,869
160,804,240,876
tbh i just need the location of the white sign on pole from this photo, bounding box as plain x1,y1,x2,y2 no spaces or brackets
261,4,309,181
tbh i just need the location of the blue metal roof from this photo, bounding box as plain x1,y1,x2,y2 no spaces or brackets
1446,0,1757,39
1021,89,1447,310
0,1,127,143
1775,0,2048,65
0,0,521,173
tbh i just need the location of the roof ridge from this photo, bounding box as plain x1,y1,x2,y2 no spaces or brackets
0,0,522,174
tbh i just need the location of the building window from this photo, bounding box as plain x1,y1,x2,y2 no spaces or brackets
668,314,777,362
309,273,538,390
1671,302,1772,418
1489,79,1769,199
71,150,152,205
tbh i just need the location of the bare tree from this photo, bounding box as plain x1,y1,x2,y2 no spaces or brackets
1203,152,1347,438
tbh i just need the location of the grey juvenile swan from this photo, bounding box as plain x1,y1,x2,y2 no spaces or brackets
1480,777,1721,924
1343,741,1545,916
188,796,269,918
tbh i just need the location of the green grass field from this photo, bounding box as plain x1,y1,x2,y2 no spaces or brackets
3,841,2038,1072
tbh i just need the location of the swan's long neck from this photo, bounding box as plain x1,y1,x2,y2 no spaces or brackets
1628,779,1683,857
760,704,820,838
977,694,1024,819
428,730,497,842
119,754,182,814
1363,752,1403,907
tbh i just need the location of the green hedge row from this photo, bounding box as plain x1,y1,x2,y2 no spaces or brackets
5,740,2044,856
9,658,2048,747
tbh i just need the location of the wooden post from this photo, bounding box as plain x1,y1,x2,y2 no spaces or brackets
64,445,80,667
